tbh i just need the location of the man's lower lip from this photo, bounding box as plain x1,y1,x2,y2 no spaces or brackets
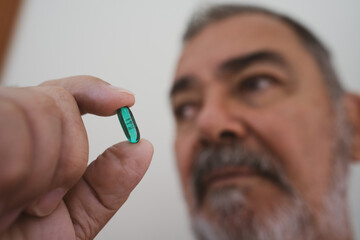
203,172,258,190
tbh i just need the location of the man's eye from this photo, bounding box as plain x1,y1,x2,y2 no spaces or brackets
175,103,198,121
239,75,278,92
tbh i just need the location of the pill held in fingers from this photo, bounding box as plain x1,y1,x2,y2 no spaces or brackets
117,107,140,143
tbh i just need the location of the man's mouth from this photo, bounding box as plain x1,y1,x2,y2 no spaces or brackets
192,143,294,205
201,166,258,191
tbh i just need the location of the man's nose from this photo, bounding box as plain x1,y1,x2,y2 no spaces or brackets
196,98,247,144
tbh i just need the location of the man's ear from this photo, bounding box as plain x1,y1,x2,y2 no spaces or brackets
344,93,360,162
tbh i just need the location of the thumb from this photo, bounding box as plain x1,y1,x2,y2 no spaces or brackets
64,139,153,239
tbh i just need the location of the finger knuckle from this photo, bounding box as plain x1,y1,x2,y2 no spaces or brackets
61,151,88,187
0,101,32,191
29,87,63,117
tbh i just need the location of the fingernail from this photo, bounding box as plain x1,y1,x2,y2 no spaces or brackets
109,85,135,95
30,188,66,217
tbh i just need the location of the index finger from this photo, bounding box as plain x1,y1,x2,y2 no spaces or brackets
41,75,135,116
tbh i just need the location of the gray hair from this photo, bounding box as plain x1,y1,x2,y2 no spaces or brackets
183,4,345,103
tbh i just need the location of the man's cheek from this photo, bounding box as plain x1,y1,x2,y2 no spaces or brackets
175,132,196,181
243,103,334,201
175,130,202,208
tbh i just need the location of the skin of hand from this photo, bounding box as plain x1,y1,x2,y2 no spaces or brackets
0,76,154,239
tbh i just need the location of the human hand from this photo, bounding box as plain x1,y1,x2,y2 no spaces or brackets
0,76,153,239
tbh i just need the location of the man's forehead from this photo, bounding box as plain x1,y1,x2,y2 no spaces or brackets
182,13,302,54
174,13,305,82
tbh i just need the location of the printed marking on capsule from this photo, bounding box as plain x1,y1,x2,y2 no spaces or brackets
117,107,140,143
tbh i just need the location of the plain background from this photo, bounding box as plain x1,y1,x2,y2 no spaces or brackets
2,0,360,239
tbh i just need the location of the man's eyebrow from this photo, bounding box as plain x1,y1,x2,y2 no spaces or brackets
218,50,289,76
169,51,289,98
169,76,197,98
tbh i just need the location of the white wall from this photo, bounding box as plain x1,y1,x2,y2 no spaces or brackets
2,0,360,239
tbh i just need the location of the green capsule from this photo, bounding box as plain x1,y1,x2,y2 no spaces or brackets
117,107,140,143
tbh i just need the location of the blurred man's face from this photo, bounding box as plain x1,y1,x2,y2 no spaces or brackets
170,14,350,240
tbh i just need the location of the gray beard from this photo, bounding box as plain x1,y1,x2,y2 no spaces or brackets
192,181,348,240
191,104,352,240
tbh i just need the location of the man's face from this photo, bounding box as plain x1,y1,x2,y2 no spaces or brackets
170,14,349,239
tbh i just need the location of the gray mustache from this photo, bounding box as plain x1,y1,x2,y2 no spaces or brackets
192,143,293,205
